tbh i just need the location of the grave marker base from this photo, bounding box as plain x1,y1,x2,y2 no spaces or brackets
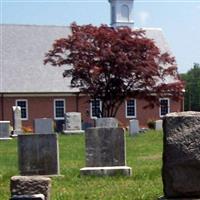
159,197,200,200
0,137,12,140
63,130,85,135
10,194,45,200
80,166,132,176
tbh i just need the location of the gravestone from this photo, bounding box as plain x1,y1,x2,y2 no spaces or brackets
34,118,53,134
12,106,22,136
155,120,163,131
18,134,60,176
10,176,51,200
63,112,84,134
95,117,118,128
129,119,139,136
0,121,11,140
80,127,132,176
162,111,200,199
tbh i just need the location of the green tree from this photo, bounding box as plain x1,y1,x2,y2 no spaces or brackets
181,63,200,111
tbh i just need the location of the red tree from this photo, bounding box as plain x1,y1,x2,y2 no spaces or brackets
44,23,184,117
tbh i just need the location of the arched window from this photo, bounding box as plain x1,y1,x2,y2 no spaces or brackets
121,4,129,21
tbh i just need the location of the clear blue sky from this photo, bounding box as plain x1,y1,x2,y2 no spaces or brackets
1,0,200,73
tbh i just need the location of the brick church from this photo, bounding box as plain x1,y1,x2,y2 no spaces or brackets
0,0,184,130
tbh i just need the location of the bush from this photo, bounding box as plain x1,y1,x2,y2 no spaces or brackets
147,120,155,129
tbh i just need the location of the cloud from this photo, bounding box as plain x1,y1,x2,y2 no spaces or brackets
138,11,150,25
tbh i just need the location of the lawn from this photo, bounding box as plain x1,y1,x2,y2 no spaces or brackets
0,130,164,200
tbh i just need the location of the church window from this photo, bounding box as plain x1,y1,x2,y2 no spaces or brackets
121,4,129,21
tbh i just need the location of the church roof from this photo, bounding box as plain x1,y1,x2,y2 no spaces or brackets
0,24,177,94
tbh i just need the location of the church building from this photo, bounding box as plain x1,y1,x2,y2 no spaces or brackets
0,0,184,130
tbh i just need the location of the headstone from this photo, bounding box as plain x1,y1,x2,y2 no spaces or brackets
162,111,200,199
18,134,60,176
10,176,51,200
80,127,132,176
34,118,53,134
155,120,163,130
0,121,12,140
95,117,118,128
63,112,84,134
129,119,139,135
12,106,22,135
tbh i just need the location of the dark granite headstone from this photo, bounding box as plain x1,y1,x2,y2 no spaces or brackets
80,127,132,176
18,134,60,176
162,111,200,199
85,127,125,167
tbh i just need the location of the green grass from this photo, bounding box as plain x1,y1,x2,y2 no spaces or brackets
0,130,163,200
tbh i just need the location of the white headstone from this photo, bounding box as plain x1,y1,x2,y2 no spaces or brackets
155,120,163,130
0,121,12,140
63,112,84,134
34,118,53,134
129,119,139,136
12,106,22,135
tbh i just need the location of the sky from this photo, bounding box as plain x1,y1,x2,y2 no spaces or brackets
1,0,200,73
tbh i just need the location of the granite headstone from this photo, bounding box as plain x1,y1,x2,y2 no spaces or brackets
162,111,200,199
34,118,53,134
95,117,118,128
18,134,60,176
0,121,11,139
80,127,132,176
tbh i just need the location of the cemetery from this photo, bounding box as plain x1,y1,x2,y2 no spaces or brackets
0,111,200,199
0,128,163,199
0,0,198,199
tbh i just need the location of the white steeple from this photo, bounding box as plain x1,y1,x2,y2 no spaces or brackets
109,0,134,28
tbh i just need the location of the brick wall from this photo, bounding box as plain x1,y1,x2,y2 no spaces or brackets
0,94,183,129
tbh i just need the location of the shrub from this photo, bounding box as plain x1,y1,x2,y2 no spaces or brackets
147,120,155,129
